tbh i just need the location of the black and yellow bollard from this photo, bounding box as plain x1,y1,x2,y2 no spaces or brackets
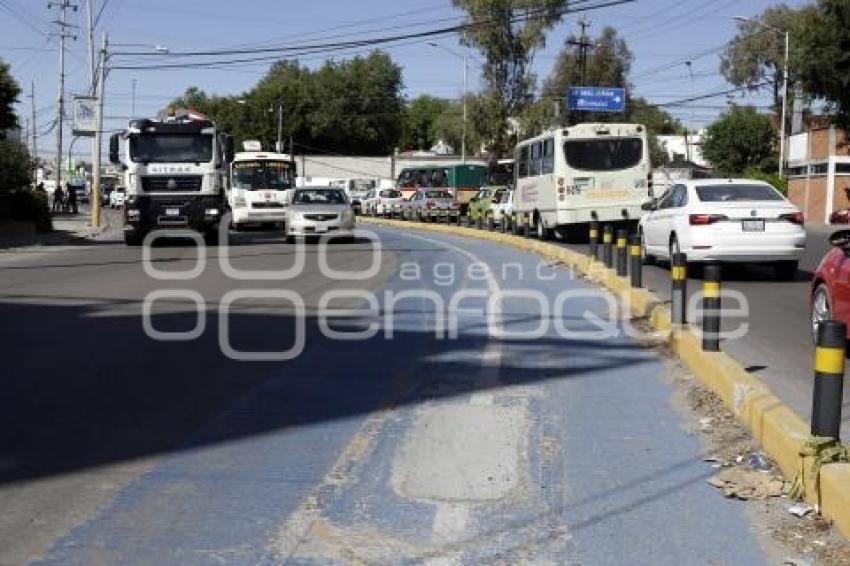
589,221,599,260
616,229,628,277
671,252,688,325
602,225,613,268
629,233,642,288
702,263,721,352
812,320,846,439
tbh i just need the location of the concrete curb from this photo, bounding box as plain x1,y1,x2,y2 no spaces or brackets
361,216,850,538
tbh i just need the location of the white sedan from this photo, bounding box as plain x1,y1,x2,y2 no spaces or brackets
638,179,806,279
363,188,404,217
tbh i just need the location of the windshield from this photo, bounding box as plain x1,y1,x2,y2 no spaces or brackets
488,163,514,185
425,190,452,199
695,184,783,202
292,188,347,204
379,189,402,198
129,133,214,164
563,138,643,171
232,161,293,191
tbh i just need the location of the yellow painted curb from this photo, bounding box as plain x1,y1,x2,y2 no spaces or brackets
362,216,850,538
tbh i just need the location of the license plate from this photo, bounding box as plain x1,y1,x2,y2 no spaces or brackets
315,225,327,233
742,219,765,232
165,208,180,216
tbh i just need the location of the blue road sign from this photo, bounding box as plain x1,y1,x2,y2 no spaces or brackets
567,87,626,112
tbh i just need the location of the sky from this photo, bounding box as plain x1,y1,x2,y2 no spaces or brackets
0,0,809,159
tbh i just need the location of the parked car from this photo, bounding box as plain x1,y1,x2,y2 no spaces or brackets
401,188,459,222
363,188,404,217
638,179,806,279
811,229,850,341
829,208,850,224
110,187,126,208
284,186,355,242
468,187,508,228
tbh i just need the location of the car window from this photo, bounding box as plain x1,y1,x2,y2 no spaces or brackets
542,138,555,174
656,189,674,210
671,185,688,208
695,184,783,202
379,189,401,198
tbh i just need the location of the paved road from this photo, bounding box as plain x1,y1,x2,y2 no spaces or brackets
550,223,849,438
1,222,777,564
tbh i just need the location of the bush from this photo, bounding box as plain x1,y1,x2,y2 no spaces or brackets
11,189,52,232
742,168,787,196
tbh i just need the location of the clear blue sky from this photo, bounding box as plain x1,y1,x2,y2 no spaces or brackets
1,0,808,159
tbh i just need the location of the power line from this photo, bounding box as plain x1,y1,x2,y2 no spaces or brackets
109,0,635,69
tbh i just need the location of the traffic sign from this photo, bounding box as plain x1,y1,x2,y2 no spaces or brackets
567,87,626,112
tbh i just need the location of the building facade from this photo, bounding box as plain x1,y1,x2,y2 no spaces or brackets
786,123,850,224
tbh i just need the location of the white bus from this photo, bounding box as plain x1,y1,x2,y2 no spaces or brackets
513,123,652,239
228,142,295,231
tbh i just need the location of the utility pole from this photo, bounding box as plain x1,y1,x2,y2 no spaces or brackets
131,78,137,118
30,83,38,182
462,54,467,163
49,0,77,196
91,32,107,229
578,17,591,85
685,61,694,165
276,103,283,153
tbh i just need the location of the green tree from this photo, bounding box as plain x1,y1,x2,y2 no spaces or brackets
453,0,569,156
701,105,777,174
628,97,684,167
543,25,633,122
400,95,451,150
0,58,21,131
0,140,31,193
795,0,850,129
171,51,405,156
720,4,801,111
430,99,471,152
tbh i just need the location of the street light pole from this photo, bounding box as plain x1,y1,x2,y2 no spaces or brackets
91,32,107,230
427,42,468,162
779,30,789,178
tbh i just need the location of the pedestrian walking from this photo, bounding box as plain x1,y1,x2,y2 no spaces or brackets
66,182,77,214
53,185,63,213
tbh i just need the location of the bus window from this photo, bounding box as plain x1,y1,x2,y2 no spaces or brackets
518,145,529,177
530,142,542,176
563,138,643,172
542,138,554,174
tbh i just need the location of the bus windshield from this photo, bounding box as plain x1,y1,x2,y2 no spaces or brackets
487,163,514,185
292,188,347,204
232,161,293,191
130,133,213,164
563,138,643,172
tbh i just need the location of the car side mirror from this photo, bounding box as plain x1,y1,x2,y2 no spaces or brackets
109,133,121,165
640,199,656,212
829,229,850,249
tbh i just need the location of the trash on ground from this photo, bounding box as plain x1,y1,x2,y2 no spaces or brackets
747,452,771,471
787,502,814,518
706,467,785,500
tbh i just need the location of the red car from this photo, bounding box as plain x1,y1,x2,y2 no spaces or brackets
811,230,850,340
829,209,850,224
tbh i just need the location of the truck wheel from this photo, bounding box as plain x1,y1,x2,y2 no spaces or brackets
124,229,144,246
204,229,221,247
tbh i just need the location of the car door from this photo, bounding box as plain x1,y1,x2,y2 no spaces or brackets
643,188,675,253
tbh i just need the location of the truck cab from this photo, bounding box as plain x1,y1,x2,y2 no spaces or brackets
109,111,233,246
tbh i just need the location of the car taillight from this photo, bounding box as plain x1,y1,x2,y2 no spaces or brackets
779,211,804,225
689,214,727,225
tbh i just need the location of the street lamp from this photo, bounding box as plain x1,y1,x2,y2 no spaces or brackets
733,16,789,177
427,41,468,163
